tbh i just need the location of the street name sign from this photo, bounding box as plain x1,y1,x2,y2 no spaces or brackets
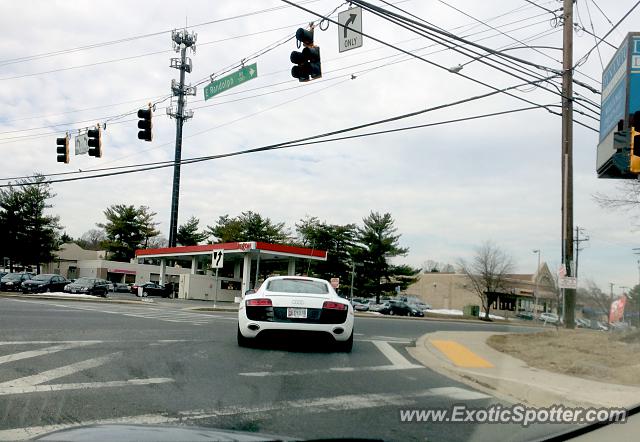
204,63,257,101
338,7,363,52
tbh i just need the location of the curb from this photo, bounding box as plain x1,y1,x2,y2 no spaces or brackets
0,292,151,305
408,331,639,408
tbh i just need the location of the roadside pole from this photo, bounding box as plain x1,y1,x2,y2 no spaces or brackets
561,0,576,329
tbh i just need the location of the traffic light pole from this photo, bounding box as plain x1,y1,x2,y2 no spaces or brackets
169,43,187,248
561,0,576,329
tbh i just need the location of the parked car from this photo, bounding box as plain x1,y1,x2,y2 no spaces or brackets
380,300,424,317
575,318,591,328
516,311,535,320
238,276,354,352
130,282,171,297
21,274,68,293
539,312,560,324
0,272,34,291
368,302,387,312
63,277,110,297
351,299,370,311
409,301,431,312
112,282,131,293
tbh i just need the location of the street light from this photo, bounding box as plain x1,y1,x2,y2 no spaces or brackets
533,249,541,317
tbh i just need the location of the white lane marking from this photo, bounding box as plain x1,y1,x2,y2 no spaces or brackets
0,378,173,396
239,363,422,377
371,340,417,368
427,387,493,401
0,352,121,388
0,342,98,366
0,387,491,440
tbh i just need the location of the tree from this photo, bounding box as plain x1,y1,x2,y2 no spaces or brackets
576,280,611,319
97,204,160,261
296,216,357,288
422,260,455,273
593,180,640,211
176,216,207,246
205,211,290,243
0,175,63,272
352,212,417,303
75,228,107,250
457,241,515,321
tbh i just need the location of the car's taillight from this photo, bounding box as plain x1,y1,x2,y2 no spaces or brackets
323,301,347,310
246,298,272,307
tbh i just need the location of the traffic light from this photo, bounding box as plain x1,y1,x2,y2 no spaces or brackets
630,111,640,173
290,27,321,82
137,107,152,142
87,126,101,158
56,135,69,163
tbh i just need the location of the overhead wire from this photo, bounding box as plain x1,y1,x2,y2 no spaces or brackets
1,0,555,140
0,75,560,182
344,1,600,122
0,105,551,187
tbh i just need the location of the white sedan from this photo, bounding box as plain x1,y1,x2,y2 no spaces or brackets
237,276,355,352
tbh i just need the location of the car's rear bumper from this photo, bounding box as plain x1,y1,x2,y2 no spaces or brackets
238,308,354,342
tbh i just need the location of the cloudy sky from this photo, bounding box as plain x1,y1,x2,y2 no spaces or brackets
1,0,638,293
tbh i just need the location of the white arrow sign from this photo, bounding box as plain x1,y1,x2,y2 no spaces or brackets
212,250,224,269
338,7,363,53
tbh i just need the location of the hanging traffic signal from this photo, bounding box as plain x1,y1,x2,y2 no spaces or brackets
137,107,152,142
630,111,640,173
56,134,69,163
290,27,321,82
87,126,102,158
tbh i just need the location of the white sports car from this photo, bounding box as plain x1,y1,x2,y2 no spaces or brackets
237,276,354,352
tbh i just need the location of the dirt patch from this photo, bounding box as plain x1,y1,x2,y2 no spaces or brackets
487,329,640,387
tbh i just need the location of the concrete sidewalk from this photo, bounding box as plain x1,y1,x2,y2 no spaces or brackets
408,330,640,409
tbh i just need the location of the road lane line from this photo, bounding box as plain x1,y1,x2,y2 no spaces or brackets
0,387,491,440
430,340,494,368
0,377,173,396
0,352,121,388
371,340,416,368
0,342,98,366
239,363,422,377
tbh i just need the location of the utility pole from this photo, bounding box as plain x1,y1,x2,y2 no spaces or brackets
532,249,541,316
574,226,589,279
167,29,197,248
561,0,576,329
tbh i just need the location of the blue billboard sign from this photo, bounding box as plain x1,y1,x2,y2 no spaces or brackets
599,38,628,142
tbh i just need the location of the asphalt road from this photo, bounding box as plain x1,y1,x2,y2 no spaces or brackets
0,297,571,441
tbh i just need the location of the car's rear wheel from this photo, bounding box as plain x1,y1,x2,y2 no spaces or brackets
336,332,353,353
237,327,252,348
143,291,149,297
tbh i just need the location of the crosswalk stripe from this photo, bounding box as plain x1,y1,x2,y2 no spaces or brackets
0,387,491,440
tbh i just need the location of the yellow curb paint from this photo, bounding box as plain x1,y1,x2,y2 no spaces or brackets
430,340,494,368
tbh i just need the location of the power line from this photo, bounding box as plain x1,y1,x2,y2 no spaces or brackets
0,0,557,132
350,1,597,120
521,0,561,16
575,0,640,68
0,0,322,67
581,0,606,70
0,76,560,182
0,104,553,188
1,9,561,141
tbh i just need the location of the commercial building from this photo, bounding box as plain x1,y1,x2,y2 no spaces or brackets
407,262,558,317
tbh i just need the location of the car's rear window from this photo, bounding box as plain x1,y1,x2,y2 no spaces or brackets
266,279,329,294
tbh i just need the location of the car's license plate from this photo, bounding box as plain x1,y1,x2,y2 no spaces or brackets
287,308,307,319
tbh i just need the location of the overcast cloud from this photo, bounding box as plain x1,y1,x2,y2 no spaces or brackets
1,0,638,293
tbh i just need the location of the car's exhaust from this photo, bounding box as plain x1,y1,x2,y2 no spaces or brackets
333,327,344,335
247,323,260,331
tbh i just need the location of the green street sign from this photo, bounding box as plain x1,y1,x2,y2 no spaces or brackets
204,63,258,101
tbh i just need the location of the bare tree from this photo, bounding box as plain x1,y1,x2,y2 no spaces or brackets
422,260,455,273
593,180,640,211
576,280,611,319
457,241,515,321
77,229,107,250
